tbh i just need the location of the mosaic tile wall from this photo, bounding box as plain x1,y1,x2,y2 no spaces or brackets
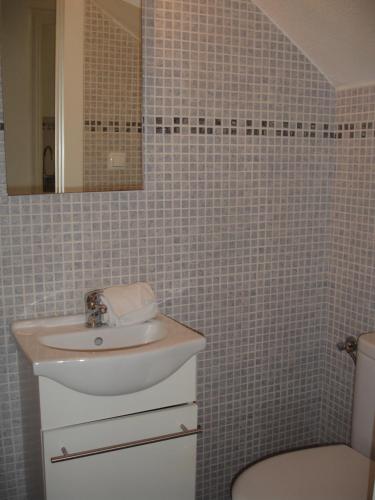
0,1,337,499
320,85,375,444
83,0,142,191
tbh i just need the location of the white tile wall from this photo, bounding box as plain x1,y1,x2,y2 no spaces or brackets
0,1,339,499
321,85,375,444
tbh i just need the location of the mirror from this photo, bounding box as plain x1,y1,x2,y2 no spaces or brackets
0,0,142,195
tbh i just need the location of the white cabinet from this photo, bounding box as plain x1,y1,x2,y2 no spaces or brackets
43,404,198,500
37,357,199,500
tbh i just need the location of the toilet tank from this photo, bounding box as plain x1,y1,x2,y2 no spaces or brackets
351,333,375,458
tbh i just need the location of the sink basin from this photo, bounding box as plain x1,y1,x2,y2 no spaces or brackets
12,314,206,396
39,320,167,351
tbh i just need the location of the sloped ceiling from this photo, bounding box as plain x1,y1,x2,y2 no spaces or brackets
252,0,375,89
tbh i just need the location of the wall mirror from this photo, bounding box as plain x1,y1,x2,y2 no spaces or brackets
0,0,142,195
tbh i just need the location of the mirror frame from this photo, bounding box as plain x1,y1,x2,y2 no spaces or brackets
55,0,85,193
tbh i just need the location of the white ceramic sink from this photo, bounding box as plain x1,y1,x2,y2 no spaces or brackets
39,320,167,351
12,314,205,396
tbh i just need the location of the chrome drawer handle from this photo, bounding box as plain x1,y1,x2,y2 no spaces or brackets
51,424,202,463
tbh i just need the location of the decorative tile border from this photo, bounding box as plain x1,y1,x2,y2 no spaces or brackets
84,120,142,133
149,117,375,140
152,116,335,139
336,121,375,139
2,118,374,139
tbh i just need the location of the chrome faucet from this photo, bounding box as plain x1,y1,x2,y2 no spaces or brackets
85,289,108,328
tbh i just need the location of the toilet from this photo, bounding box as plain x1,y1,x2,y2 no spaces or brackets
232,333,375,500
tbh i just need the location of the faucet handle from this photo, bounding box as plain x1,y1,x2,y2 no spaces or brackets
98,303,107,314
85,289,103,310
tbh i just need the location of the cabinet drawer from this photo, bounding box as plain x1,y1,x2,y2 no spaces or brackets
43,404,198,500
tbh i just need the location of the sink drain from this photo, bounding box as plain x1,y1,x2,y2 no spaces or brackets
94,337,103,346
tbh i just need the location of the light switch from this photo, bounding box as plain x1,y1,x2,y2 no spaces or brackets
107,152,126,170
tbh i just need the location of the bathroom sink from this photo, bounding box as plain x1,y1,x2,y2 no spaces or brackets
39,320,167,351
12,314,205,396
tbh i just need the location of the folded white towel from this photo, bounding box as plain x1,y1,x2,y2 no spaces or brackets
102,283,159,327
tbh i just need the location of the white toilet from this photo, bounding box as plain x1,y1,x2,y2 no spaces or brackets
232,333,375,500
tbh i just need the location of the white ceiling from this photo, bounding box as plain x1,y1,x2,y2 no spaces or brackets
252,0,375,89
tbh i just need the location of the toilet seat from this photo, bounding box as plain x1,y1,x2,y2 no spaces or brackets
232,444,375,500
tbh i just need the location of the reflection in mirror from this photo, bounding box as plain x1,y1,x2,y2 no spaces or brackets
1,0,56,194
1,0,142,195
83,0,142,192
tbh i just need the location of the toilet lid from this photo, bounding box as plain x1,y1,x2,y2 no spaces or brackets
232,445,375,500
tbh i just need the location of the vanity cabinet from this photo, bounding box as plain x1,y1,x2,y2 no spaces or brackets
38,357,199,500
